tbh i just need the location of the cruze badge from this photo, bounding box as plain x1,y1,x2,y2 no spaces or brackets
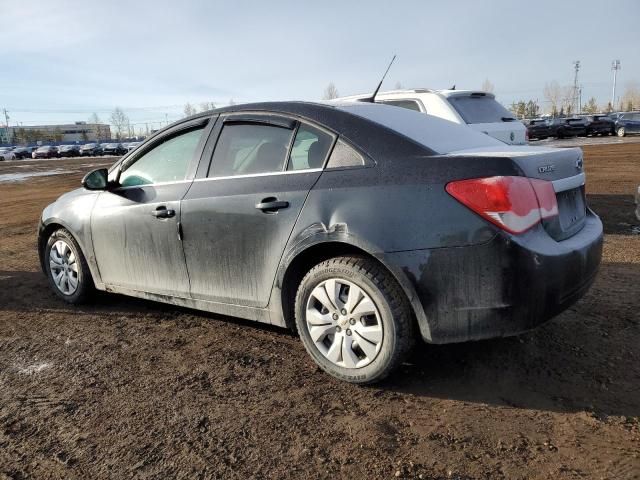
538,164,555,173
575,158,583,170
510,132,515,142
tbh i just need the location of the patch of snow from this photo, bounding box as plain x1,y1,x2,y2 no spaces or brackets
17,363,51,375
0,170,72,183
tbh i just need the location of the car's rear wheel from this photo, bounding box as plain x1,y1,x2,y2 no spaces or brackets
617,127,626,137
44,228,93,304
295,256,415,384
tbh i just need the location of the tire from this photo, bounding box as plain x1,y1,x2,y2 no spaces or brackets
294,256,415,384
617,127,626,137
44,228,94,304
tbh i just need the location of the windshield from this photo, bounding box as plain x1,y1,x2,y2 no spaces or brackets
447,95,515,124
37,146,50,152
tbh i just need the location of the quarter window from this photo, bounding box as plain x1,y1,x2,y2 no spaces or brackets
381,99,423,112
119,126,205,187
287,124,333,171
209,123,294,177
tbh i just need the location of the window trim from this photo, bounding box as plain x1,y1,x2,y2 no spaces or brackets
109,115,214,185
201,112,339,180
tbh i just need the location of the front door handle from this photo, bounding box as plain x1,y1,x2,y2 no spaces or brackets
152,206,176,218
255,197,289,213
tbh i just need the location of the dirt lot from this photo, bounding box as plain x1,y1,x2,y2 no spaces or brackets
0,145,639,480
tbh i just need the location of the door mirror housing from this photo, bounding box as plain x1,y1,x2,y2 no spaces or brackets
82,168,109,191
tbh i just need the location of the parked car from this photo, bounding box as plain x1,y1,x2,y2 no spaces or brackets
526,119,553,140
338,88,527,145
126,142,141,152
584,114,614,136
33,145,59,159
610,112,640,137
80,143,103,156
546,118,587,139
0,147,17,161
102,143,127,155
38,101,603,384
58,145,81,157
11,147,32,159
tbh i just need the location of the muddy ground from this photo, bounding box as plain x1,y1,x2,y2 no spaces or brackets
0,145,638,480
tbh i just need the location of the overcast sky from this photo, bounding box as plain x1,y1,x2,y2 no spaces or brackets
1,0,639,130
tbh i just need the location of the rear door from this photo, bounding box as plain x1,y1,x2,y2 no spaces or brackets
180,114,335,307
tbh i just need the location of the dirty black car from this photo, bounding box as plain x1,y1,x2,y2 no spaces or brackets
38,102,603,383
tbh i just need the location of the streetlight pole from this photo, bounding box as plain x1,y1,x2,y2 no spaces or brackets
611,60,621,111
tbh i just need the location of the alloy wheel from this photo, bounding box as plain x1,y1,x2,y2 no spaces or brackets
305,278,383,369
49,240,79,295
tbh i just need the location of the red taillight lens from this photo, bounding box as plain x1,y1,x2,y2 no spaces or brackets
445,176,558,234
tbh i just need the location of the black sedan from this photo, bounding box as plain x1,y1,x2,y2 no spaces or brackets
11,147,32,159
33,145,59,159
58,145,81,157
584,115,614,136
37,101,603,384
547,118,588,138
102,143,127,155
526,119,553,140
80,143,103,156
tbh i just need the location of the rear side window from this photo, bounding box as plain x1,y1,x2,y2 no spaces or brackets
380,100,423,112
120,127,205,187
209,123,294,177
448,95,514,124
287,124,333,171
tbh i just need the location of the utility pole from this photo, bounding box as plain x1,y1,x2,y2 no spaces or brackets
1,108,9,144
611,60,621,110
572,61,580,115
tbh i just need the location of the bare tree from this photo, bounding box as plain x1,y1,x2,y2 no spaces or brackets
394,81,404,90
583,97,599,114
621,81,640,112
228,98,236,106
481,78,495,93
89,112,101,124
560,86,575,116
200,101,216,112
322,82,339,100
543,81,563,116
184,103,197,117
110,107,130,140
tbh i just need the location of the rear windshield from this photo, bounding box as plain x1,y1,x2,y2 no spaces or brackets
447,95,515,124
337,103,502,154
568,119,585,124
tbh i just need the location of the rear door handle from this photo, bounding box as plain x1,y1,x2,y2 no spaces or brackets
255,197,289,213
152,206,176,218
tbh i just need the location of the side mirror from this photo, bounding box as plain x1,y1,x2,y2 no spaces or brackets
82,168,109,191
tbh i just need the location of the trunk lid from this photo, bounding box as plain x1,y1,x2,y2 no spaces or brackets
448,145,587,240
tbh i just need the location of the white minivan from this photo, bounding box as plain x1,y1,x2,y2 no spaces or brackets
338,89,527,145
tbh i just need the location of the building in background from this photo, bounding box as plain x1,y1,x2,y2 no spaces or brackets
0,122,111,145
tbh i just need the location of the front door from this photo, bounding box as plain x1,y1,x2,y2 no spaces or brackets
181,116,335,308
91,121,209,296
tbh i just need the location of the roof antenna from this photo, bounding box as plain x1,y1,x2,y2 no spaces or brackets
450,84,456,90
361,55,396,103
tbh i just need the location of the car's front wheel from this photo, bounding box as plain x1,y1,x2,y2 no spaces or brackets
44,228,93,303
295,256,415,384
617,127,626,137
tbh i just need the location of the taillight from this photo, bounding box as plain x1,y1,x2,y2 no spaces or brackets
446,176,558,234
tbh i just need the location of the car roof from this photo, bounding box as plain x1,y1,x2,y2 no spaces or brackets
165,101,504,155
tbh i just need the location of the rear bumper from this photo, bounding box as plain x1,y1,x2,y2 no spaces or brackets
383,210,603,344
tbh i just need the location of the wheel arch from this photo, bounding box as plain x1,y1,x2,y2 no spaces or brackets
276,239,432,342
38,219,100,286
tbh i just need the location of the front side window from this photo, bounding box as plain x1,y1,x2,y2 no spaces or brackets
119,126,205,187
287,124,334,171
208,123,294,177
